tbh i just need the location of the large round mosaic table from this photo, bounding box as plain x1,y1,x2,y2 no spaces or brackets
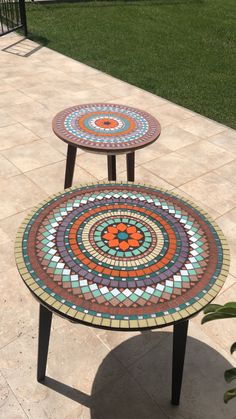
15,183,230,406
52,103,161,187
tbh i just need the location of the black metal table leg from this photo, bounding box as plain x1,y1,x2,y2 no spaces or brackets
126,152,135,181
171,320,189,405
107,155,116,181
64,144,77,189
37,304,52,382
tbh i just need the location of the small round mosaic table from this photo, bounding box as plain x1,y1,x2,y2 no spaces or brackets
15,183,229,406
52,103,161,188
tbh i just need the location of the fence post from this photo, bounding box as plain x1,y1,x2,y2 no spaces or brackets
19,0,27,36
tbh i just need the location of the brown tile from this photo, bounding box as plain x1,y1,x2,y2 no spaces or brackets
0,174,45,220
179,172,236,215
143,152,207,186
0,154,20,178
176,115,226,138
0,123,39,151
2,140,65,172
25,160,97,195
177,140,235,170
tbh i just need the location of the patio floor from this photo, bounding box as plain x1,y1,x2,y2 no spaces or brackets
0,33,235,419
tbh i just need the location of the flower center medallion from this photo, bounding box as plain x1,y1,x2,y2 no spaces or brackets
102,222,144,252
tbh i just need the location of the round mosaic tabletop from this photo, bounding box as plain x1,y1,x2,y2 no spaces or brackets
15,183,229,330
52,103,161,153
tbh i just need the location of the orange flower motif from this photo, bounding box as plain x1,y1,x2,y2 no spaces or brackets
103,223,143,251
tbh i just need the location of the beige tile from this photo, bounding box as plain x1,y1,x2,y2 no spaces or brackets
21,115,52,138
215,159,236,184
217,207,236,276
129,324,235,419
159,124,202,151
0,123,39,151
0,209,32,242
0,174,45,220
193,284,236,355
2,140,65,172
77,152,126,180
93,328,168,368
25,160,97,195
0,90,33,108
143,152,207,187
0,109,15,128
177,140,235,170
208,128,236,153
176,115,226,138
44,133,68,156
119,166,174,190
151,103,196,125
0,154,20,178
0,81,15,92
0,373,27,418
179,172,236,215
5,101,50,123
0,268,38,348
135,142,171,166
0,240,14,274
172,187,221,220
219,274,236,295
86,72,119,89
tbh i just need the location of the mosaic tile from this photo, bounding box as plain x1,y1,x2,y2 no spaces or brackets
52,103,161,153
15,183,229,330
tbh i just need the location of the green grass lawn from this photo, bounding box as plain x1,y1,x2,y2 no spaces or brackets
27,0,235,129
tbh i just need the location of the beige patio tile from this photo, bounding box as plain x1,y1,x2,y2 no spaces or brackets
176,115,226,138
0,373,27,419
218,274,236,295
207,128,236,154
129,323,235,419
0,240,14,274
215,159,236,184
176,140,235,170
158,124,202,151
135,142,171,165
142,152,207,187
25,160,97,195
216,207,236,276
2,140,65,172
86,72,119,89
0,81,15,92
77,152,126,180
0,154,20,178
0,123,39,151
0,90,33,108
151,103,196,125
44,133,68,155
108,92,168,110
119,166,175,190
21,116,53,139
0,109,15,128
179,172,236,215
5,101,51,123
193,284,236,355
0,209,32,242
0,174,45,220
0,268,38,349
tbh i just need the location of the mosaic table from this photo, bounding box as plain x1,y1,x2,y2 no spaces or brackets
52,103,161,187
15,183,229,405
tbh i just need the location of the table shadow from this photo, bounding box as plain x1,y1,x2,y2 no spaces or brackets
42,331,235,419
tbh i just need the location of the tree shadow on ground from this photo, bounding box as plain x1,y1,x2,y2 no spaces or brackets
42,331,235,419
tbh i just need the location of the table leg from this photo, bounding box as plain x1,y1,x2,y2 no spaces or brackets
126,152,135,182
171,320,189,405
64,144,77,189
107,155,116,181
37,304,52,382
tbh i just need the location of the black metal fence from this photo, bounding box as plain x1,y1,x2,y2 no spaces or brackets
0,0,27,37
